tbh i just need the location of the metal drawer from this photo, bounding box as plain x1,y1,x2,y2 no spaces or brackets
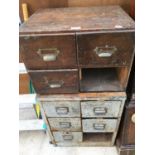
82,119,118,133
48,118,81,131
42,101,80,117
53,132,83,143
81,100,122,118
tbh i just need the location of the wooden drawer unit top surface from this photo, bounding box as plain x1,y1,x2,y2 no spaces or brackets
19,6,134,34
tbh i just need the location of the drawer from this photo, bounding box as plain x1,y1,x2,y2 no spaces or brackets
82,119,117,133
42,101,80,117
77,32,134,67
48,118,81,131
53,131,83,143
20,34,77,69
81,100,122,118
29,70,79,94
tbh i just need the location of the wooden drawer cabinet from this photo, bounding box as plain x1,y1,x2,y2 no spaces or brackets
29,70,79,94
53,132,83,143
82,119,117,133
20,34,77,70
77,32,134,68
42,101,80,117
20,5,134,146
81,100,122,118
20,6,134,94
48,118,81,131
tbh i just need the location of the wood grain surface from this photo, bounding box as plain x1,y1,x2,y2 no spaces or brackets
19,0,131,22
19,6,134,34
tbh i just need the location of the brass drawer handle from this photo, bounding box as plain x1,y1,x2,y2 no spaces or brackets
59,122,71,128
62,135,73,141
94,107,107,115
56,107,69,115
93,123,106,130
94,45,117,57
44,77,64,88
131,113,135,123
37,48,60,61
49,80,64,88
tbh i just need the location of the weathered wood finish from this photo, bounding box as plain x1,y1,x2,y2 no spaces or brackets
82,119,117,133
20,34,77,69
19,73,30,94
19,6,134,34
48,117,81,131
42,101,80,117
117,145,135,155
81,100,122,118
53,131,83,143
19,0,131,22
77,32,134,68
28,70,79,94
38,92,126,101
117,102,135,145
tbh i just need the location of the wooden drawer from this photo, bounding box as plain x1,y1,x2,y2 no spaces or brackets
20,34,77,69
48,118,81,131
53,131,83,143
77,32,134,68
29,70,79,94
81,100,122,118
82,119,117,133
42,101,80,117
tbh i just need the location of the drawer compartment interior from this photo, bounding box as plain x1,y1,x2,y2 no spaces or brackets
83,133,113,143
80,67,129,92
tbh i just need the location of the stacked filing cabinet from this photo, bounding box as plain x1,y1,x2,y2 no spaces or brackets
19,6,135,146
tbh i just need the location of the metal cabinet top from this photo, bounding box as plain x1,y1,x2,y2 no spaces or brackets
19,5,135,35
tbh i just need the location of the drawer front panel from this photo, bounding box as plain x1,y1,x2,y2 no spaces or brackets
82,119,117,133
20,35,77,69
53,132,83,143
42,101,80,117
48,118,81,131
77,32,134,67
29,70,79,94
81,101,122,118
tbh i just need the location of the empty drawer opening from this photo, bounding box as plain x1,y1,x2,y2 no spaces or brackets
83,133,113,143
80,67,129,92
